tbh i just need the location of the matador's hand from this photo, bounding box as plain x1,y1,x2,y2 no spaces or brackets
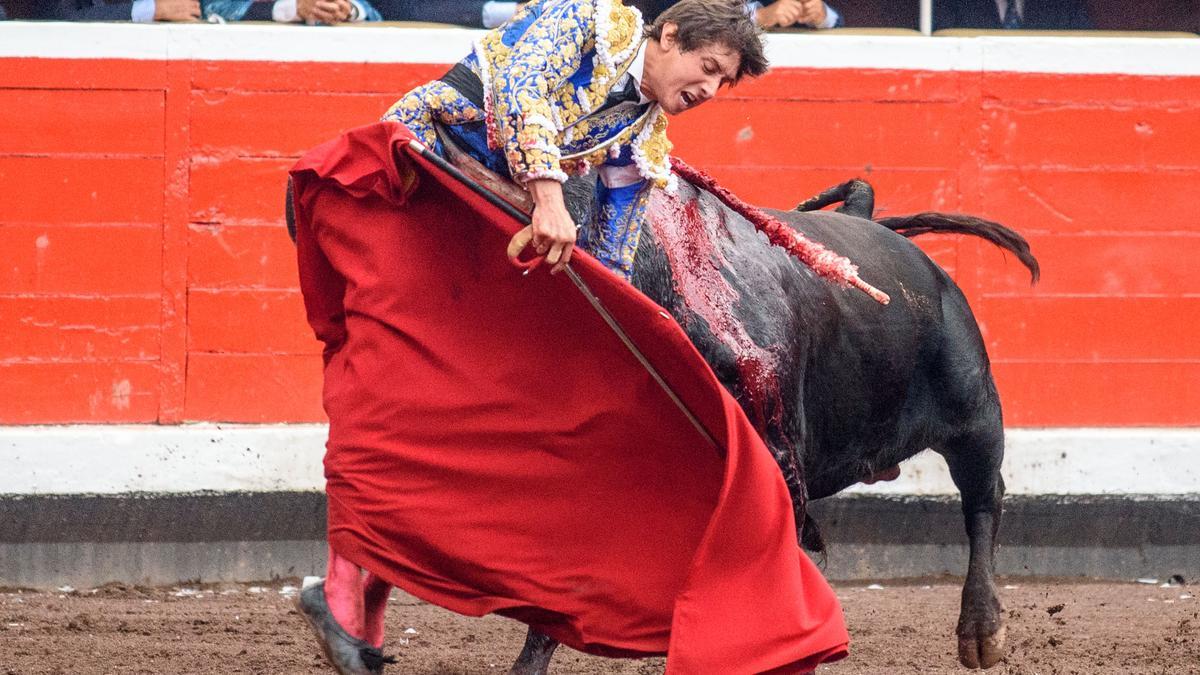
509,179,577,275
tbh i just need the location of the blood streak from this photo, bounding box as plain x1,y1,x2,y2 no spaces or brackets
647,189,782,433
669,158,889,305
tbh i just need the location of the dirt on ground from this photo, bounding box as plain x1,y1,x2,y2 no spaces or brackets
1,578,1196,674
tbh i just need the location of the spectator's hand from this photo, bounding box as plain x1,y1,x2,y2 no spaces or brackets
755,0,829,28
298,0,353,24
154,0,201,21
796,0,828,27
755,0,804,28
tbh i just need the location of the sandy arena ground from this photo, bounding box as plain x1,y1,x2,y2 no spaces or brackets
1,578,1196,674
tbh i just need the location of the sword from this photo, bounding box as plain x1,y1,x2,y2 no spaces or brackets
406,139,719,452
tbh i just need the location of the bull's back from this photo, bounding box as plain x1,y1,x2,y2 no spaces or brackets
636,182,988,482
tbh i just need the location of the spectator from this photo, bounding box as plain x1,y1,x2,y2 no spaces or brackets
386,0,842,31
934,0,1092,31
205,0,380,23
373,0,521,27
11,0,200,21
636,0,842,29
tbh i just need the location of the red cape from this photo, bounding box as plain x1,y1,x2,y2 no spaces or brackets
290,121,848,674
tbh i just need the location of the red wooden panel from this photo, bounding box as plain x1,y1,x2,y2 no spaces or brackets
192,60,445,94
189,90,397,156
188,224,299,290
187,289,318,353
978,297,1200,362
0,57,167,90
977,233,1200,297
184,353,324,422
0,224,162,295
976,168,1200,234
0,361,160,423
0,89,164,156
733,69,962,103
0,295,160,361
993,361,1200,427
189,156,292,225
0,157,164,225
981,103,1200,169
0,57,1194,428
672,99,963,169
158,59,193,423
981,73,1200,106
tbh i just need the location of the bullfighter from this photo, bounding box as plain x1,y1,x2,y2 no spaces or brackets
290,1,848,673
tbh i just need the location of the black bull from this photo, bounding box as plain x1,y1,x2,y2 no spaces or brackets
286,166,1039,671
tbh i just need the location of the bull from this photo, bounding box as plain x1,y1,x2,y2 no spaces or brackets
508,163,1037,673
286,145,1038,672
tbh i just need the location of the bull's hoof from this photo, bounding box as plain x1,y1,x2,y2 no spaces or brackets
957,623,1006,669
296,580,397,675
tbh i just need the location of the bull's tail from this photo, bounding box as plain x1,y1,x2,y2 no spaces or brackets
796,178,1040,284
877,212,1040,283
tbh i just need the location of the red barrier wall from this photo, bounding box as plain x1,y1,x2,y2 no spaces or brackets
2,53,1198,426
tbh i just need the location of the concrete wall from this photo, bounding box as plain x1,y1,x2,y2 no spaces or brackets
2,425,1196,587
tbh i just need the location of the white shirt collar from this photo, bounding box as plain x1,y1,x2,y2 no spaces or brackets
626,40,651,105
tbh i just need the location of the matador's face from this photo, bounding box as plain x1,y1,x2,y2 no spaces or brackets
642,24,740,116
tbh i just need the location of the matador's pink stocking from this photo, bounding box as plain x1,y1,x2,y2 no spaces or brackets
325,546,392,648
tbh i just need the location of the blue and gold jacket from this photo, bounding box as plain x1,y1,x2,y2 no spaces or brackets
384,0,676,279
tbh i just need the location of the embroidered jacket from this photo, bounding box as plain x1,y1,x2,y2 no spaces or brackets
383,0,676,278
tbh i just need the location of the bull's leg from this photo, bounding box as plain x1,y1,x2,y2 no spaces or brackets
938,424,1006,669
508,628,559,675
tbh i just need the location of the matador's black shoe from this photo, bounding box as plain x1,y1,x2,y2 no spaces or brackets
295,580,397,675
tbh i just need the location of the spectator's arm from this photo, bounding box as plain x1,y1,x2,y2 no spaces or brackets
54,1,142,20
377,0,490,27
481,1,516,28
280,0,380,24
749,0,841,29
1060,1,1093,30
931,1,955,32
822,3,843,28
53,0,199,21
131,0,154,22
